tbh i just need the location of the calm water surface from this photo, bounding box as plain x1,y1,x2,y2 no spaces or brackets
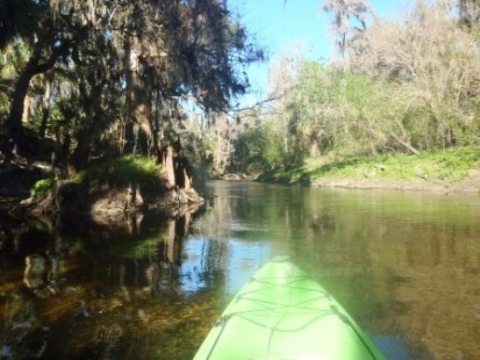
1,181,479,359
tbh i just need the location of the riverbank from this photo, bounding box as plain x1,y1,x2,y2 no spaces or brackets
20,155,203,221
258,146,480,194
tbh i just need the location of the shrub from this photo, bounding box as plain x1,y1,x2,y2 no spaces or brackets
233,123,286,173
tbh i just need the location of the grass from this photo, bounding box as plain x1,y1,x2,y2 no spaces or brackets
73,154,162,189
31,155,162,197
262,146,480,184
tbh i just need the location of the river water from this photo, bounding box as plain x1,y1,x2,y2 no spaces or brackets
1,181,479,359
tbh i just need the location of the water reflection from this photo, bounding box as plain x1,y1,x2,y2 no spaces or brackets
1,181,480,359
0,205,221,359
192,182,480,360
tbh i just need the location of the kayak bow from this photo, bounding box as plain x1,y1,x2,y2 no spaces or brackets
194,256,384,360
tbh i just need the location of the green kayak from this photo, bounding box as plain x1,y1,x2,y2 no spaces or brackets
194,256,385,360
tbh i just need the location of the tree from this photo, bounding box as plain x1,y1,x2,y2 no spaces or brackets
349,0,480,150
0,1,91,164
119,0,263,186
0,0,262,193
459,0,480,28
322,0,375,61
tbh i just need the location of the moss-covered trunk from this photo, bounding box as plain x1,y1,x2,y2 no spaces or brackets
125,35,154,156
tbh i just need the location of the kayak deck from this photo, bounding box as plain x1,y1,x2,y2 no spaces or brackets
194,257,384,360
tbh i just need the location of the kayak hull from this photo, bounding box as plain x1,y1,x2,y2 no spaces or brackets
194,257,384,360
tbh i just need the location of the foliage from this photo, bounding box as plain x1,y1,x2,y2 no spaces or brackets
286,62,413,156
233,122,286,173
349,1,480,149
229,0,480,179
30,178,53,197
458,0,480,28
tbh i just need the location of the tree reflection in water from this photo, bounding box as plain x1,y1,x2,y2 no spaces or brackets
0,204,222,360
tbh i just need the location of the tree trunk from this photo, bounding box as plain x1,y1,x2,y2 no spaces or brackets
389,132,420,155
125,35,154,155
65,127,92,176
309,141,318,158
39,80,51,138
183,168,192,191
3,64,37,163
2,37,70,164
40,107,50,139
162,145,176,188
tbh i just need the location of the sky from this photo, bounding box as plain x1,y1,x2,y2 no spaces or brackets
228,0,413,107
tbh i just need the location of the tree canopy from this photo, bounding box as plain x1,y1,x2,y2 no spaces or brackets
0,0,262,188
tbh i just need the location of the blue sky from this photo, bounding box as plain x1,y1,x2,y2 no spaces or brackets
228,0,412,107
